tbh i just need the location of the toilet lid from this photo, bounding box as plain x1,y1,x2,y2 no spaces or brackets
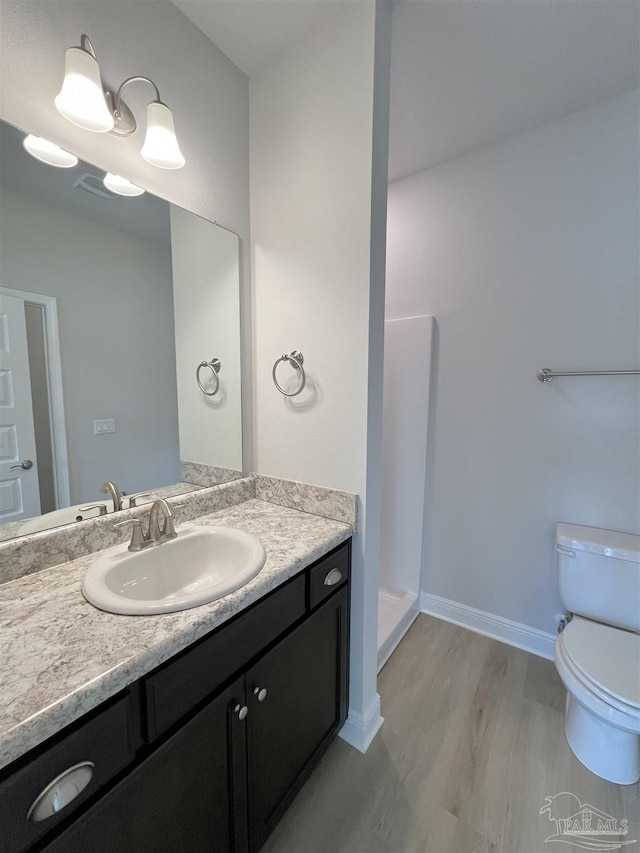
561,618,640,710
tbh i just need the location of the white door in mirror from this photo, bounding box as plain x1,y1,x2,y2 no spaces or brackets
82,525,266,615
0,293,41,522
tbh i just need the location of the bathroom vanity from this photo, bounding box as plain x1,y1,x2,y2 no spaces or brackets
0,492,353,853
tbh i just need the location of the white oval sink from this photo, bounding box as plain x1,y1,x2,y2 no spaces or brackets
82,525,266,615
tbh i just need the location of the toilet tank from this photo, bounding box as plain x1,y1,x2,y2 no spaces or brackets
556,523,640,632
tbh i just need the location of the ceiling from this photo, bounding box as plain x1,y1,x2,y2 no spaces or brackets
389,0,640,181
172,0,343,76
172,0,639,183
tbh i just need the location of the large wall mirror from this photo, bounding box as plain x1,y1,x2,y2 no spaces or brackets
0,119,243,542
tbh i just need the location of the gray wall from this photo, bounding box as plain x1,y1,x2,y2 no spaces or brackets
0,0,253,469
24,303,55,512
1,185,180,503
386,92,640,634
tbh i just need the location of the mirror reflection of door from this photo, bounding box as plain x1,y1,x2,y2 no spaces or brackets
0,292,41,521
0,287,70,535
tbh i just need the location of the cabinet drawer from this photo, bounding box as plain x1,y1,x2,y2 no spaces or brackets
0,694,134,853
308,542,350,609
145,573,306,741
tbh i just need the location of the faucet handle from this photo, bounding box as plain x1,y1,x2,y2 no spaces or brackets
79,504,108,517
128,493,151,508
163,504,186,536
115,517,149,551
163,514,177,539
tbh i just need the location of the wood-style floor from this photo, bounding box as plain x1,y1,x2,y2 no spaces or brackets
263,615,640,853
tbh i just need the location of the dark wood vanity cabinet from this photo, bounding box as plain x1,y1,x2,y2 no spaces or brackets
247,585,349,851
1,540,351,853
41,676,247,853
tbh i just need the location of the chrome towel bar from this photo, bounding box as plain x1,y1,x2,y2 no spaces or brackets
538,367,640,383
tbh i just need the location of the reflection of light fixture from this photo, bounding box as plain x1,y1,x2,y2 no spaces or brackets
55,34,185,169
21,132,145,200
23,135,78,168
103,172,145,197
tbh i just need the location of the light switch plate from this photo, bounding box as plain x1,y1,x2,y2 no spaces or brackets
93,418,116,435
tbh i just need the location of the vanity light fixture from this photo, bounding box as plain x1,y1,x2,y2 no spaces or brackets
103,172,145,197
22,135,78,168
140,101,185,170
55,34,185,169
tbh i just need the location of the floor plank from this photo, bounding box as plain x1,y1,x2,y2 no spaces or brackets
263,615,640,853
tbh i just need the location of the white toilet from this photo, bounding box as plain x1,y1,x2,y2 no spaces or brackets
554,523,640,785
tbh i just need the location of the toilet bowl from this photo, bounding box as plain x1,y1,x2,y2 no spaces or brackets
555,616,640,784
554,523,640,785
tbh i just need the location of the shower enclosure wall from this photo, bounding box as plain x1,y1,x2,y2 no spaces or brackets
378,314,433,670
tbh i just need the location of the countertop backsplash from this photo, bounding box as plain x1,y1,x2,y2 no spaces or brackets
0,474,356,585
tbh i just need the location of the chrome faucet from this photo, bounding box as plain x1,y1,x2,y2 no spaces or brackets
116,498,178,552
100,481,123,513
148,499,177,543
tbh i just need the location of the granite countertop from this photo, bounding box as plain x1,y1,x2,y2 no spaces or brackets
0,499,352,772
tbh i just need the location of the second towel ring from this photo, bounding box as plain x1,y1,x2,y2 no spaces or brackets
272,351,306,397
197,358,221,396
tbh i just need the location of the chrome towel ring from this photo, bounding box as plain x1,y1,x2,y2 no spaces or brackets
272,350,306,397
196,358,221,396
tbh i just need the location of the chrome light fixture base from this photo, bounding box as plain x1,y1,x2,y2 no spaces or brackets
104,89,137,136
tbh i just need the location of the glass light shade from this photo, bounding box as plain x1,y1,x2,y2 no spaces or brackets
140,102,185,169
22,135,78,168
103,172,145,197
54,47,114,133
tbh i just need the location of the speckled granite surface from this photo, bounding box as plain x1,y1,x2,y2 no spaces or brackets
254,475,357,530
0,499,351,772
0,477,256,585
181,461,242,488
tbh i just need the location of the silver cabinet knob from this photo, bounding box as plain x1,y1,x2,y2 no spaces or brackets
10,459,33,470
234,704,248,720
27,762,94,823
324,568,343,586
253,687,267,702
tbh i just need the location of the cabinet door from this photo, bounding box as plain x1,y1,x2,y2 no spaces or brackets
41,676,248,853
246,586,349,851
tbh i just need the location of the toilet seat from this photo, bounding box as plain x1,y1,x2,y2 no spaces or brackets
560,617,640,707
555,617,640,734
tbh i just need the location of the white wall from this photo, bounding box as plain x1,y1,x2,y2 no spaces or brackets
380,315,433,597
0,0,253,469
171,208,242,472
386,92,640,635
0,185,179,503
250,0,391,748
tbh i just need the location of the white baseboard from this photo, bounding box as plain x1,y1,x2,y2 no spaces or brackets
420,593,555,660
339,694,384,753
